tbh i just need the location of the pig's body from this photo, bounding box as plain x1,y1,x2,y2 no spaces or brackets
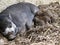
0,2,39,40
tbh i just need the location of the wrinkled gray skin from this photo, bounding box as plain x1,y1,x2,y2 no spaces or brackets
0,2,39,40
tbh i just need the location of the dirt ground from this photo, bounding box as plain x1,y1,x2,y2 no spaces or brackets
0,2,60,45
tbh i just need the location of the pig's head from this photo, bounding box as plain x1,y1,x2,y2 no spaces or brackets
0,14,19,40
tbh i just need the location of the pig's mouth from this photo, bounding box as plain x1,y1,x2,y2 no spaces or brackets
0,26,19,41
5,27,19,40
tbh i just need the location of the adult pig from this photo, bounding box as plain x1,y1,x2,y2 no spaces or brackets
0,2,39,40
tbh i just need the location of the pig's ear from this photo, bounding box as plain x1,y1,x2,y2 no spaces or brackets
0,14,9,18
0,14,12,20
9,14,12,19
8,14,12,20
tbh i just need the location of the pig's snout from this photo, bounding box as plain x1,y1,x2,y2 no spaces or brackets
6,28,19,40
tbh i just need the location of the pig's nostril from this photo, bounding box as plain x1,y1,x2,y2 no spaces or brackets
8,32,13,35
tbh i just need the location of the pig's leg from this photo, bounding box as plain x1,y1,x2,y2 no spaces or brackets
26,19,34,30
18,25,26,36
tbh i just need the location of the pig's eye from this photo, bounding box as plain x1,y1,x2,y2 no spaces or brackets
8,25,12,28
7,22,12,28
9,25,12,28
8,24,12,28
